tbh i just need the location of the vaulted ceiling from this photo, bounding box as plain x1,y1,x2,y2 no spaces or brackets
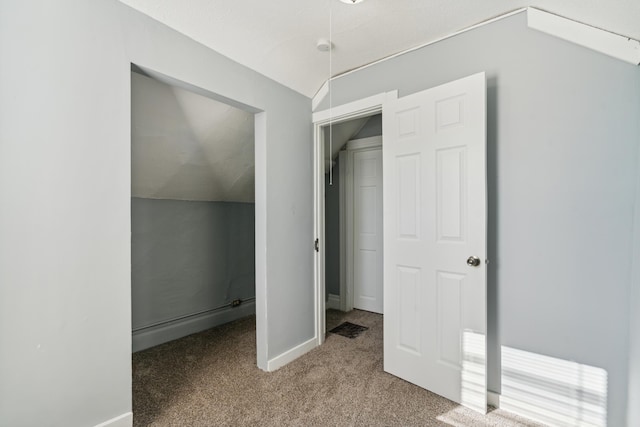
120,0,639,98
126,0,638,203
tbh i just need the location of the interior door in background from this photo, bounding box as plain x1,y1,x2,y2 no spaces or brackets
352,148,383,314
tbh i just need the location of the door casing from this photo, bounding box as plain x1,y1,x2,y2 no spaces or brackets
312,91,397,344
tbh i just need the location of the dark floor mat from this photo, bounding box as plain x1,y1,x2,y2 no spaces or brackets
329,322,369,339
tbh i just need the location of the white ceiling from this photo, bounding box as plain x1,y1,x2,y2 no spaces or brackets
119,0,640,98
131,71,255,202
127,0,638,202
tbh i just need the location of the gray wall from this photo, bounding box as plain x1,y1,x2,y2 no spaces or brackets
132,198,254,333
325,161,341,297
0,1,312,426
317,12,640,426
353,113,382,140
629,134,640,426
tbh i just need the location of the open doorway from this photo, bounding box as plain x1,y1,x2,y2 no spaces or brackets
312,93,389,342
323,114,383,316
317,74,489,415
129,68,257,420
130,68,256,351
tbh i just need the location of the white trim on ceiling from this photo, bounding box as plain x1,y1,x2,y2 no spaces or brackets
334,7,528,80
527,7,640,65
312,80,329,111
312,7,640,110
312,8,527,110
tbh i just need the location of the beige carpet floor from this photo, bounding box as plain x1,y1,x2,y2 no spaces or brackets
133,309,544,426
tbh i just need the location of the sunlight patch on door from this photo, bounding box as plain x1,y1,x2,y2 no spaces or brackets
501,346,607,426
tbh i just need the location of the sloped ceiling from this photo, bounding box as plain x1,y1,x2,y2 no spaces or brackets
131,71,369,201
127,1,638,202
324,117,368,163
131,72,255,202
119,0,640,97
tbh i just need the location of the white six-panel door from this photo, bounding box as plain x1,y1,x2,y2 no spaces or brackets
382,73,487,413
353,148,383,314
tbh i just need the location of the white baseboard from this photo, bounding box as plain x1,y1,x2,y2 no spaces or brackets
94,412,132,427
487,391,500,408
327,293,341,310
132,301,256,352
266,337,317,372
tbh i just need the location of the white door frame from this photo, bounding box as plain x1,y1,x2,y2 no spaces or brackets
312,91,397,345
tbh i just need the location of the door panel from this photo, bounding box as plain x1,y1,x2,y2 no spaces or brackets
353,148,383,313
383,73,487,413
397,266,421,354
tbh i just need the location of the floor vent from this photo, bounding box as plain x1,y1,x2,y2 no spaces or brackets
329,322,368,339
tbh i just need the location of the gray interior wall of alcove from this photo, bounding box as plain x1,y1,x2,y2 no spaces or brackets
131,199,255,332
316,11,640,426
0,1,312,426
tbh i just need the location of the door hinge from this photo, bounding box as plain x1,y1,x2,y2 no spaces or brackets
314,238,319,252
